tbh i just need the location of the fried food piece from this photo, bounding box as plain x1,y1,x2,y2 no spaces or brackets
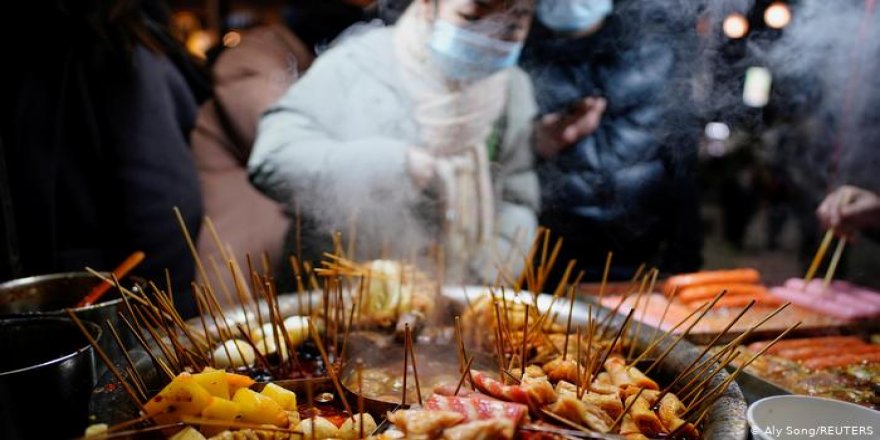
547,395,614,433
387,409,465,438
441,418,516,440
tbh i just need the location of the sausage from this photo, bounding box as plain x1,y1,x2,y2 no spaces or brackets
705,293,785,309
747,336,865,354
677,283,769,303
802,351,880,370
769,287,870,320
776,344,880,361
663,269,761,296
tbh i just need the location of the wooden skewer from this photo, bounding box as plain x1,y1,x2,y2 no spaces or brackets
591,308,635,383
192,284,234,370
643,289,728,375
651,299,757,408
207,255,236,307
357,358,365,439
66,309,146,413
597,263,646,339
597,251,613,301
609,387,647,431
680,348,742,406
822,236,847,289
401,324,409,407
683,321,802,420
493,302,507,381
117,310,173,379
105,319,148,400
540,409,592,434
579,305,594,398
174,207,220,308
521,304,530,379
179,416,304,435
236,324,274,373
455,316,465,374
562,286,576,360
627,269,657,360
649,286,677,348
307,320,353,416
405,324,423,406
454,357,476,395
803,229,834,287
575,325,582,399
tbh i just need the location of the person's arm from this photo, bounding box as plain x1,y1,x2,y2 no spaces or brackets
248,47,421,242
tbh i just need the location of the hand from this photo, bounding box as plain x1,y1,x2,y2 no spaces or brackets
817,185,880,237
534,96,607,159
407,148,437,190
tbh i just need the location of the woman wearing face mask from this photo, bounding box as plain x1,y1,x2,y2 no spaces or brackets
521,0,703,284
249,0,539,284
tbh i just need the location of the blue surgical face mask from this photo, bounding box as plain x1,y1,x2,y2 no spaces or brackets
536,0,613,33
428,19,523,82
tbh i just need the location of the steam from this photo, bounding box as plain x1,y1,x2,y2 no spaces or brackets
755,0,880,191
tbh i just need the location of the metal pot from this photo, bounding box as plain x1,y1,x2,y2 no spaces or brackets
0,317,101,439
0,272,140,366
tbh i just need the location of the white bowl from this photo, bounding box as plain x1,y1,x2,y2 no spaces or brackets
748,395,880,440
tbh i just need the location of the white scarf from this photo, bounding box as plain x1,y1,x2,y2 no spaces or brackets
392,4,507,271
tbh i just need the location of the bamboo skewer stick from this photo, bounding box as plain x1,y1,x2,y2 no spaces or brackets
597,251,613,301
823,236,847,289
405,324,423,406
540,409,593,434
575,325,582,398
179,417,304,435
683,322,802,420
401,326,409,407
105,319,148,400
804,229,834,286
579,305,594,398
235,323,273,373
649,286,677,348
521,304,530,379
643,290,728,375
591,308,635,383
610,387,648,432
627,269,656,360
207,255,236,307
651,299,757,408
680,348,742,406
307,320,353,416
66,310,146,413
117,310,174,379
597,264,646,339
562,286,576,360
454,357,476,395
357,358,365,438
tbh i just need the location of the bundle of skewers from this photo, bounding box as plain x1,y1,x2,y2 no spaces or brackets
73,223,774,439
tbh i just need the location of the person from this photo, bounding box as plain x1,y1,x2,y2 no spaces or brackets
520,0,702,282
0,0,206,316
249,0,542,284
191,1,374,291
817,185,880,239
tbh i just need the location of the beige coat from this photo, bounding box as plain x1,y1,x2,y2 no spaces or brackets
190,25,313,288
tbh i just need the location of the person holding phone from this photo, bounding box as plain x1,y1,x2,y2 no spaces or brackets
522,0,702,282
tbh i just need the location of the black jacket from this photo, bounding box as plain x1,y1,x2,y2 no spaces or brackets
521,12,702,280
0,2,205,316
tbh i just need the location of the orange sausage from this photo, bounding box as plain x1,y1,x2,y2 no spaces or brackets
803,350,880,370
677,283,770,303
663,269,761,296
776,344,877,361
748,336,865,355
710,293,784,309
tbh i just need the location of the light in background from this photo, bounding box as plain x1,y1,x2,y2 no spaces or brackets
222,31,242,48
723,13,750,39
764,2,792,30
743,66,773,108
